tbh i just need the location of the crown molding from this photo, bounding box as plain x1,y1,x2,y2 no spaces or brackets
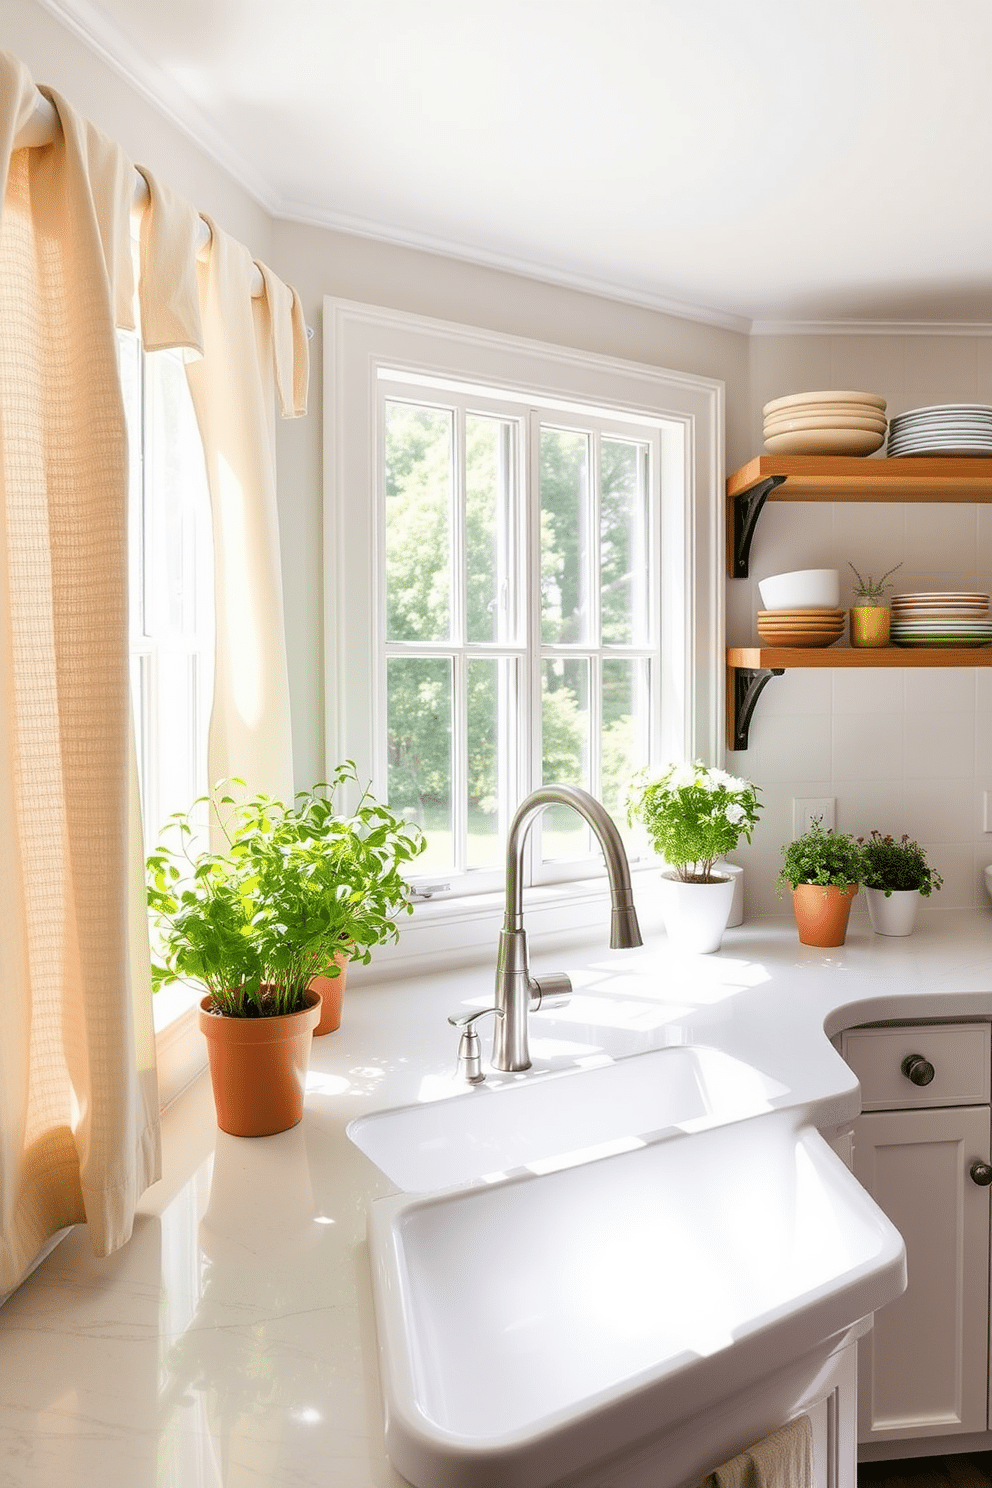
279,197,754,334
751,318,992,337
35,0,280,213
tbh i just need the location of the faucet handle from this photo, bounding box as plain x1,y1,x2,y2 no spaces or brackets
529,972,572,1012
448,1007,503,1084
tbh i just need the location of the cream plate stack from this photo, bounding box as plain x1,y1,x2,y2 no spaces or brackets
890,592,992,648
763,390,887,456
756,608,846,648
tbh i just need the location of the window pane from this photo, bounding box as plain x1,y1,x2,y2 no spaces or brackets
467,657,515,868
602,658,651,839
541,428,590,644
144,351,209,638
466,415,514,645
387,656,452,868
601,439,649,646
385,403,452,642
541,657,590,858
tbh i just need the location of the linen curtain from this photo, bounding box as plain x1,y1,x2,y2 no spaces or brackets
0,51,309,1292
184,220,307,805
0,53,159,1292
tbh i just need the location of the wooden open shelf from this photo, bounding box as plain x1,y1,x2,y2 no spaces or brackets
728,646,992,669
726,646,992,751
727,455,992,578
725,453,992,748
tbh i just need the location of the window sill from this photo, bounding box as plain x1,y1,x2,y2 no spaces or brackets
348,862,668,987
153,984,205,1110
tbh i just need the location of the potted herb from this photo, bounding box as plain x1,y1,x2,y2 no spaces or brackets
848,561,902,648
777,820,865,947
147,761,426,1134
627,762,762,953
858,830,943,937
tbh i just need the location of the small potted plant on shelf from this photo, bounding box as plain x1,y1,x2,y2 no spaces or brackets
848,561,902,648
777,819,865,947
857,830,943,937
146,761,426,1136
627,761,762,953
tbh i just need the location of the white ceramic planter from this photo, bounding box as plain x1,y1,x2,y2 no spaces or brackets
658,871,736,954
865,886,920,937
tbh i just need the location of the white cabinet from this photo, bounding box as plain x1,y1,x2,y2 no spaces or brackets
840,1023,992,1446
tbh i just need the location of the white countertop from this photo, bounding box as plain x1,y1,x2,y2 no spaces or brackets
3,907,992,1488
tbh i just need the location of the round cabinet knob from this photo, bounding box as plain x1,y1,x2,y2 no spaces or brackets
970,1162,992,1187
901,1053,935,1087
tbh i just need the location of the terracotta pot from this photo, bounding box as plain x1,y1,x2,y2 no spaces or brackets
791,882,859,947
311,950,350,1036
865,886,920,937
199,991,320,1137
850,606,890,648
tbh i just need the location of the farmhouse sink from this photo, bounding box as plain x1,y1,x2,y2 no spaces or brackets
347,1043,789,1191
367,1107,906,1488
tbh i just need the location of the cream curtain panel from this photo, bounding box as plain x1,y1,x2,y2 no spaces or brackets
0,53,159,1292
0,51,308,1292
185,219,306,805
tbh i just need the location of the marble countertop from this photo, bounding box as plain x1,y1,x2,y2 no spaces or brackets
3,907,992,1487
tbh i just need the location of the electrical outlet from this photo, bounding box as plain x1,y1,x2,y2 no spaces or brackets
793,797,836,837
984,791,992,834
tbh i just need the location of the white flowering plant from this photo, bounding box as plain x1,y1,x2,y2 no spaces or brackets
627,762,762,883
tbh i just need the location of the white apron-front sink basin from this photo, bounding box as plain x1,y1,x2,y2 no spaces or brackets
367,1107,906,1488
348,1043,789,1191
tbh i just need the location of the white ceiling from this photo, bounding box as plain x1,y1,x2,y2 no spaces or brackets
44,0,992,330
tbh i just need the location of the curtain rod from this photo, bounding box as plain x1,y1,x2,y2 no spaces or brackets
15,91,264,299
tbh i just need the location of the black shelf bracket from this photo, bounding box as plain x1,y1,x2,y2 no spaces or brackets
731,475,787,578
730,666,784,752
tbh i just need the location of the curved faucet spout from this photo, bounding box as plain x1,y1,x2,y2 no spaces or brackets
493,785,642,1071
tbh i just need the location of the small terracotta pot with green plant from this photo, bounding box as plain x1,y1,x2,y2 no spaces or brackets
777,820,865,947
147,761,426,1134
858,830,943,937
848,561,902,648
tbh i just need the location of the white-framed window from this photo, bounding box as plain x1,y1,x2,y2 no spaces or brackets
119,330,214,1038
324,300,724,946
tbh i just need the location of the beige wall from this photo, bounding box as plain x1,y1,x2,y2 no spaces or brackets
10,2,992,922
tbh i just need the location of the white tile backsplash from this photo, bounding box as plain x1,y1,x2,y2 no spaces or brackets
904,713,976,779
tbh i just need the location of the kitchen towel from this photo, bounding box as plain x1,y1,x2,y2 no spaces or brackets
700,1414,813,1488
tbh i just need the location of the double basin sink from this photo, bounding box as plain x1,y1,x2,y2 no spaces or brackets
348,1043,906,1488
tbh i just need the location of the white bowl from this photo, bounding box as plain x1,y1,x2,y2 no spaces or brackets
758,568,840,610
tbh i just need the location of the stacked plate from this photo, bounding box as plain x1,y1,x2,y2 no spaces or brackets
757,608,846,648
763,390,887,456
890,592,992,648
887,405,992,457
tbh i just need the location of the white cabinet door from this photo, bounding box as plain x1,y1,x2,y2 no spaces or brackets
852,1104,991,1442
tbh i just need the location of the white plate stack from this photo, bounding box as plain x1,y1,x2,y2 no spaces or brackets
762,390,887,456
890,592,992,648
887,405,992,457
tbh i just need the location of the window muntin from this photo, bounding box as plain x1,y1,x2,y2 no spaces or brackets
379,375,660,888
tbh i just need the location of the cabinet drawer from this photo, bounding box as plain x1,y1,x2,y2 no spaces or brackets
841,1023,991,1110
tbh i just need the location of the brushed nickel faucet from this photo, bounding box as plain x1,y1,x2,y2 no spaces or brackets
491,784,642,1072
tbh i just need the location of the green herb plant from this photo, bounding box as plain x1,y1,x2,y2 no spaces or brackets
627,761,762,883
777,820,865,897
848,561,902,606
146,761,426,1018
858,831,943,898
